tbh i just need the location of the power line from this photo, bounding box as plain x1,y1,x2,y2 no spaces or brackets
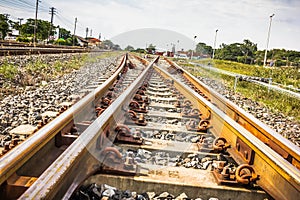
2,0,47,12
0,3,38,16
55,15,74,30
56,11,81,27
1,0,88,39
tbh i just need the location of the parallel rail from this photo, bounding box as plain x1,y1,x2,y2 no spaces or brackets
0,40,89,55
165,57,300,169
157,59,300,199
19,56,160,200
0,54,130,199
0,47,89,56
17,55,299,200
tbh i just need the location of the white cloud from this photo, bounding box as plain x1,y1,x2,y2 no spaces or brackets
1,0,299,50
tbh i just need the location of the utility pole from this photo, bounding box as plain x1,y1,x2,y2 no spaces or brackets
34,0,41,46
212,29,219,59
263,14,275,67
48,7,56,42
85,27,89,47
73,17,77,46
17,18,23,35
47,7,56,43
191,35,197,60
17,18,23,26
90,29,92,37
85,27,89,39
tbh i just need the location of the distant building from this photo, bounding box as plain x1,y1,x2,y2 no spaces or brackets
4,29,19,41
86,37,101,47
175,50,210,59
74,35,89,47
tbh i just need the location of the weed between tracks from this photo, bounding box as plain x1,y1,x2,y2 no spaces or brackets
0,61,18,79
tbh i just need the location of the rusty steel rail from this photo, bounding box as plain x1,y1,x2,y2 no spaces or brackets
164,57,300,169
19,56,298,200
154,62,300,200
0,40,91,55
0,55,127,187
19,56,160,200
0,47,89,56
0,40,81,48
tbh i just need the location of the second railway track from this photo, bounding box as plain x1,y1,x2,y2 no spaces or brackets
0,40,90,56
0,54,296,199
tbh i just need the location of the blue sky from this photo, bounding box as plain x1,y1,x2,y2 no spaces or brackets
1,0,299,50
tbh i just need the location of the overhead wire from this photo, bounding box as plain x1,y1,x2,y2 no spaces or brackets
2,0,48,12
1,0,35,11
1,0,89,37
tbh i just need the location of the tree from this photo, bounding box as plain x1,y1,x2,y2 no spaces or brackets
8,19,19,30
215,42,242,61
146,44,156,54
239,39,257,64
58,27,71,40
215,39,257,64
112,44,122,50
196,42,213,55
20,19,55,41
0,14,9,39
125,45,135,51
134,48,146,53
99,40,114,49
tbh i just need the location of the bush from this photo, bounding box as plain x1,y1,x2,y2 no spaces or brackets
16,36,31,43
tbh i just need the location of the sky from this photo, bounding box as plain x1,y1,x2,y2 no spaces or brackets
1,0,300,51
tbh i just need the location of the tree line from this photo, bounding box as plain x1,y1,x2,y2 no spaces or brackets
195,39,300,67
0,14,123,49
0,14,75,45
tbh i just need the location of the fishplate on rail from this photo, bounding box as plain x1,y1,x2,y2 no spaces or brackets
236,138,255,164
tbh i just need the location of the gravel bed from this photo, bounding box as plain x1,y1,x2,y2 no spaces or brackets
0,53,90,99
73,183,219,200
0,54,120,147
197,76,300,147
0,53,87,67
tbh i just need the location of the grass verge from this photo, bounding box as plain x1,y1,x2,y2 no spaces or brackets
182,62,300,122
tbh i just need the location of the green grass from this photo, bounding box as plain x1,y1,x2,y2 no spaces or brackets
194,59,300,88
1,52,123,84
25,58,48,73
183,64,300,122
0,61,18,79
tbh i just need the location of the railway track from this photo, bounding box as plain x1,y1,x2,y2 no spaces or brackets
0,40,89,56
0,54,299,199
163,58,300,169
0,53,146,199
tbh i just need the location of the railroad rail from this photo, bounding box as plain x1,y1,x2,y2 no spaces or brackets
169,58,300,169
2,54,296,200
0,40,89,55
0,53,147,199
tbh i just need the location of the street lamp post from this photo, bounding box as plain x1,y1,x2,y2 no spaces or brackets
212,29,218,59
263,14,275,67
191,35,197,59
